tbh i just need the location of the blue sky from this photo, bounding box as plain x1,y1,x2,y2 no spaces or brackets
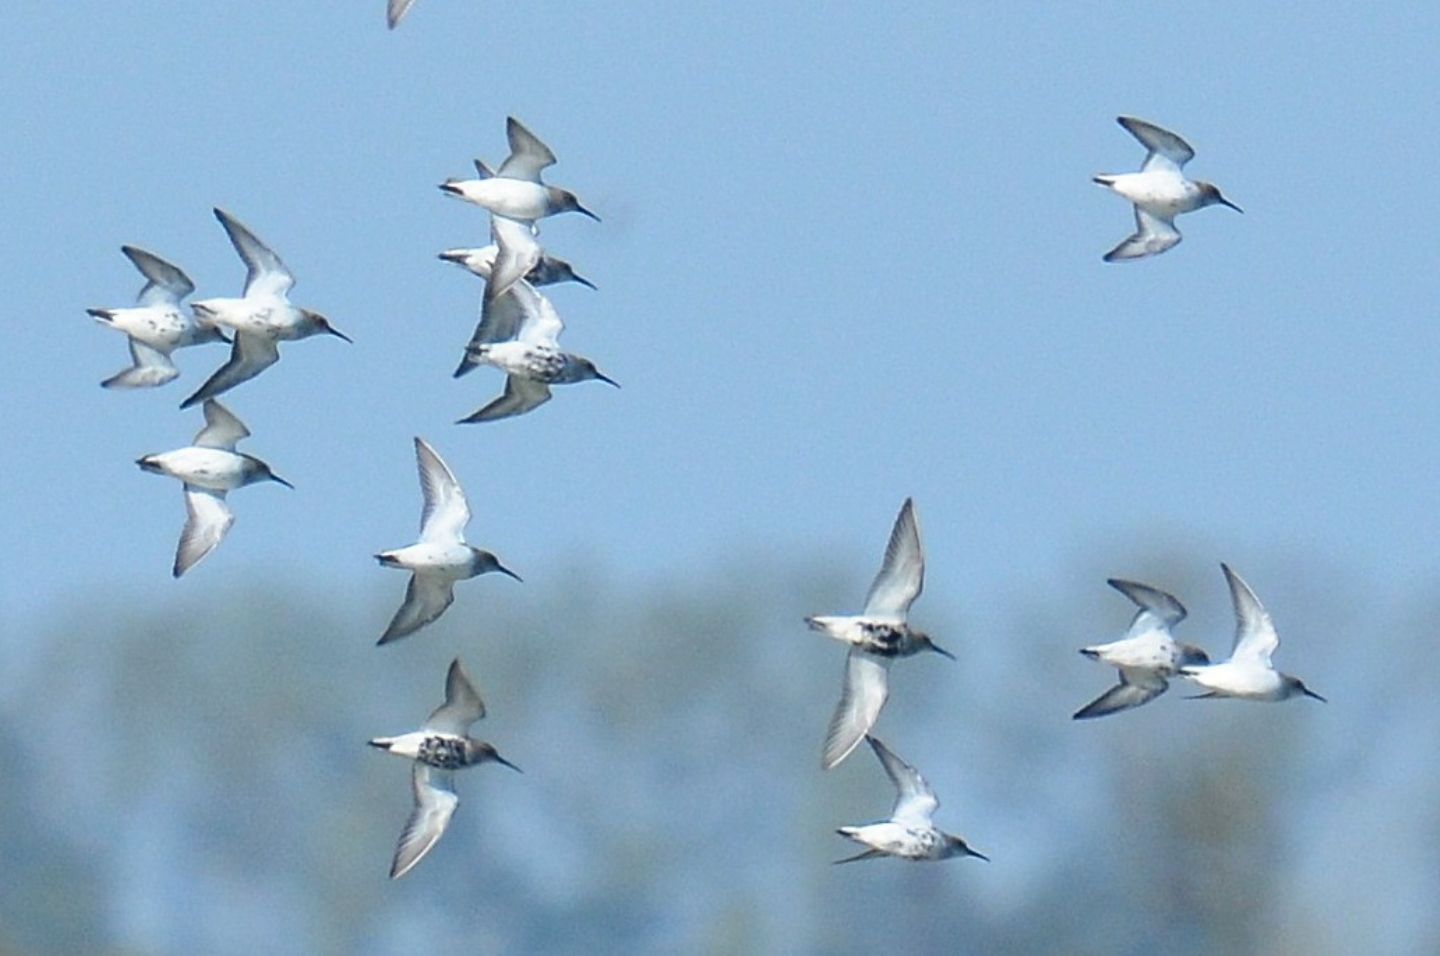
3,4,1440,950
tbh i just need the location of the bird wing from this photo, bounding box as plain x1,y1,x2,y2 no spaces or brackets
497,116,557,182
103,339,179,389
1071,668,1169,720
1223,564,1279,666
458,377,554,424
378,573,456,644
413,437,470,544
861,498,924,620
387,0,417,28
121,245,194,306
486,215,543,302
822,651,891,770
180,332,281,409
1107,578,1187,637
174,486,234,578
1118,116,1195,173
192,399,251,450
1102,207,1182,262
867,736,939,828
213,208,295,299
424,658,486,735
390,763,458,879
510,280,564,348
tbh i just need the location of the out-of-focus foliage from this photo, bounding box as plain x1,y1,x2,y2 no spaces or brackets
2,557,1437,955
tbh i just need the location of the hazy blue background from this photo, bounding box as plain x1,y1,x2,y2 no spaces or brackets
3,3,1439,954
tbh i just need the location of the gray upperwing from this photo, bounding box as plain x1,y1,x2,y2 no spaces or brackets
103,339,179,389
1118,116,1195,172
457,376,552,424
213,208,295,299
424,658,486,734
378,572,456,644
181,332,281,408
121,245,194,306
1103,207,1182,262
497,117,558,182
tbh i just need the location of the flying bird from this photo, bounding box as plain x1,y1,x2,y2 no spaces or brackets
87,245,228,388
1073,578,1210,719
1179,564,1326,703
370,658,521,879
835,737,988,865
806,498,953,770
454,278,618,423
136,400,292,577
182,208,350,408
439,117,600,224
1093,116,1242,262
375,438,520,644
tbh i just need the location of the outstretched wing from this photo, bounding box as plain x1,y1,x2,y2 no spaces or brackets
1223,563,1279,666
192,399,250,450
213,208,295,299
413,437,470,544
822,651,890,770
1108,578,1187,637
424,658,486,735
390,763,458,879
103,339,179,389
457,376,552,424
498,116,558,182
1118,116,1195,173
181,332,281,408
1072,668,1169,720
861,498,924,620
866,736,939,828
378,573,457,644
121,245,194,307
174,487,234,578
1103,207,1182,262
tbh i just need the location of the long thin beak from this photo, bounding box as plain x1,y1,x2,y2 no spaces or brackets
595,371,621,388
270,474,295,489
576,203,601,223
572,273,598,290
1303,687,1327,703
494,753,523,773
327,326,353,344
966,847,990,862
1220,197,1244,213
496,563,523,583
929,642,956,661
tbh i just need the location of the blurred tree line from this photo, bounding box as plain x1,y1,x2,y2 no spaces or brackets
2,556,1437,955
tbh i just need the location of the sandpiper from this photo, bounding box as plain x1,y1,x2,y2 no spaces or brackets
806,498,953,770
1073,578,1210,720
454,278,618,423
1179,564,1326,703
835,736,987,865
182,208,350,408
439,117,600,224
88,245,228,389
1094,116,1241,262
374,437,520,644
136,399,292,577
439,242,596,291
370,658,520,879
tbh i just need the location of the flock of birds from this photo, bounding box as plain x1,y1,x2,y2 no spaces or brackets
86,8,1299,875
90,115,613,878
804,500,1323,864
